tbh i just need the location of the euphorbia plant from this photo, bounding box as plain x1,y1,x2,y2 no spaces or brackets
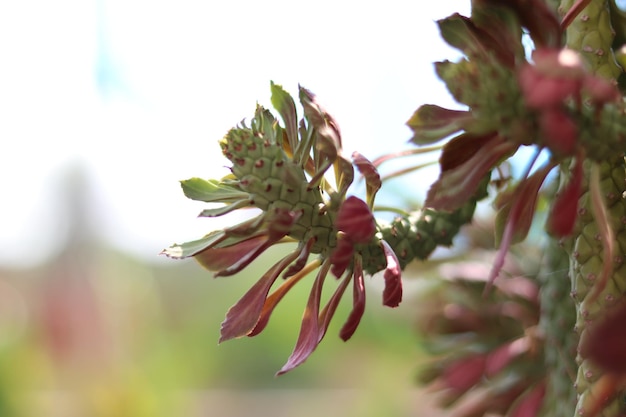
164,0,626,415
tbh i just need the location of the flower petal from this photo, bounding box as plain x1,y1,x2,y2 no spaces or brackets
219,249,300,342
318,274,351,342
330,235,355,278
277,260,331,375
381,240,402,308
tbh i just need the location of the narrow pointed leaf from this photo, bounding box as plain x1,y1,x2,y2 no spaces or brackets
181,177,249,202
198,199,251,217
160,230,226,259
339,260,366,341
219,250,300,343
407,104,472,145
381,240,402,307
270,81,299,152
277,260,331,375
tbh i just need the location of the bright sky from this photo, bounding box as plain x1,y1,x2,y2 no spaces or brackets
0,0,469,267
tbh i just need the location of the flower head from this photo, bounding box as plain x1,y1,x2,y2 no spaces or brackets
163,83,401,374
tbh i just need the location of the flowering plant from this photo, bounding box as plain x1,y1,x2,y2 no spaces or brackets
165,0,626,415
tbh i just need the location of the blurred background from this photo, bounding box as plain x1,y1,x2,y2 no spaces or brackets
0,1,470,415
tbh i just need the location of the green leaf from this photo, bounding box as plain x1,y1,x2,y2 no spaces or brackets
407,105,471,145
161,230,226,259
270,81,299,152
199,199,252,217
181,178,248,203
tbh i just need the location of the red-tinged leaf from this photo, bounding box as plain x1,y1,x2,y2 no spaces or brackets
407,105,472,145
547,158,582,237
270,81,299,153
473,0,561,48
580,301,626,373
381,240,402,307
194,234,268,272
426,137,517,211
508,381,546,417
219,250,300,343
352,151,381,206
318,274,351,342
443,354,487,394
489,163,555,289
438,14,506,62
249,257,321,337
329,235,354,278
277,260,331,375
485,337,530,377
583,75,621,105
339,260,366,341
439,132,498,172
336,196,376,244
539,108,578,156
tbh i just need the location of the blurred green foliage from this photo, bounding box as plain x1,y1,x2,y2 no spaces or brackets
0,243,428,417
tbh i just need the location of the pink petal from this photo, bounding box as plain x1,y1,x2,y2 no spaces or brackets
336,196,376,244
219,250,300,342
277,260,331,375
381,240,402,307
339,259,366,341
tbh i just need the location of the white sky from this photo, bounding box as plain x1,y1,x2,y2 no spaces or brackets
0,0,469,267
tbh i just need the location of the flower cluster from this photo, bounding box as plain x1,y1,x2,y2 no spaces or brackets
163,83,401,374
406,0,622,286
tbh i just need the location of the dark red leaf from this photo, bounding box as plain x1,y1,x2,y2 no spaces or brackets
219,250,300,342
336,196,376,244
381,240,402,307
339,260,366,341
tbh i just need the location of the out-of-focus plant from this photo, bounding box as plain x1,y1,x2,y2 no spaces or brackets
165,0,626,415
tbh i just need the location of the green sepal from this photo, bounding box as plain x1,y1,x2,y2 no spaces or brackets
181,178,248,203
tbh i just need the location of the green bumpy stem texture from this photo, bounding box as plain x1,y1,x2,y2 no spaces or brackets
219,105,489,276
539,240,578,417
362,178,488,275
570,157,626,416
560,0,621,80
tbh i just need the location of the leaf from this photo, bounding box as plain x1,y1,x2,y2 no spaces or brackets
426,135,517,211
219,249,301,343
181,178,248,203
339,260,366,341
198,199,251,217
160,230,226,259
381,240,402,307
277,260,331,375
270,81,299,152
407,105,472,145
